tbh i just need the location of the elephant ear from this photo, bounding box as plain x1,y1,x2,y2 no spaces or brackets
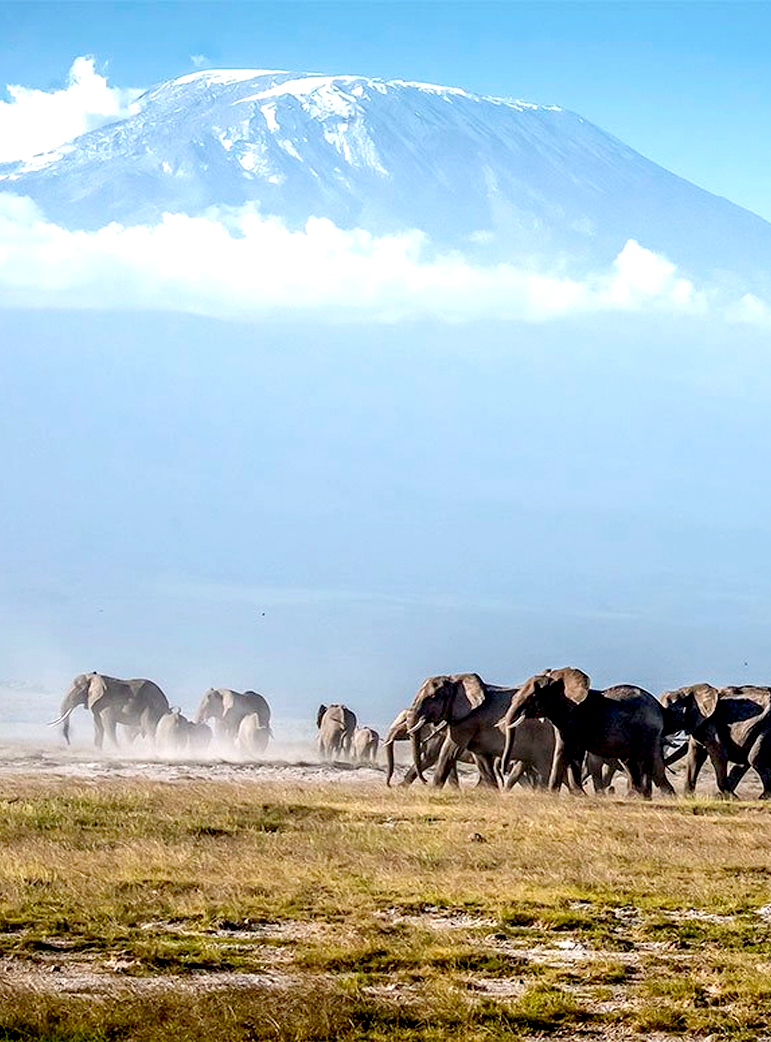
449,673,487,721
220,690,236,715
692,684,719,721
549,667,591,704
86,673,108,709
316,704,328,729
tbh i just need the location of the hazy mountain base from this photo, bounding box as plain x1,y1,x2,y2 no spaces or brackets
1,309,771,717
1,772,771,1040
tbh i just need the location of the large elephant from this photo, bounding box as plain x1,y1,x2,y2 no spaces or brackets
406,673,530,788
501,667,674,798
50,673,170,749
195,688,272,743
316,704,357,760
660,684,771,797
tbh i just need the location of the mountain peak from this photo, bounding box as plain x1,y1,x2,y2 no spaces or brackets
1,66,769,288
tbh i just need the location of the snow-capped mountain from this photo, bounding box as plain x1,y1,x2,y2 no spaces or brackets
2,68,770,282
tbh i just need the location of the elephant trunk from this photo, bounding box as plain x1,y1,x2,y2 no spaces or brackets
410,729,428,784
498,722,516,785
385,741,396,787
49,684,88,745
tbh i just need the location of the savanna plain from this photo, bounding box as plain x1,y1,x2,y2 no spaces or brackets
1,753,771,1042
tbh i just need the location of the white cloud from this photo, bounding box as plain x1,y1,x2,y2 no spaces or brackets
0,193,730,323
726,292,771,329
0,57,142,164
190,54,210,69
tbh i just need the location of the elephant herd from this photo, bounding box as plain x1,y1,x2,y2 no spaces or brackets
49,673,272,759
394,667,771,799
49,667,771,798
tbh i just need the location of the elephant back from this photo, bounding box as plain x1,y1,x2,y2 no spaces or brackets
242,690,271,728
133,679,170,712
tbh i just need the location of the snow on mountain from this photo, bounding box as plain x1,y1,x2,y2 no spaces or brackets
1,68,770,284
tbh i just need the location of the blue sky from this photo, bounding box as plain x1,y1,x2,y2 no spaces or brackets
1,1,770,220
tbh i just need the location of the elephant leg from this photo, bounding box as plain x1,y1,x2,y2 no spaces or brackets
755,764,771,800
748,733,771,798
587,757,606,794
100,708,119,749
566,757,586,795
638,749,654,799
705,743,731,794
623,757,647,798
401,736,440,786
726,762,750,793
549,736,571,792
475,754,499,789
433,737,461,788
684,740,708,794
651,744,676,796
93,711,105,750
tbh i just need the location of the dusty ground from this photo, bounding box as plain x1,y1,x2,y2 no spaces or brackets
0,741,770,1040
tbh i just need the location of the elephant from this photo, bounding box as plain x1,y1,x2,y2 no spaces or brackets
50,672,170,749
660,684,771,797
155,710,213,756
195,688,272,743
405,673,528,788
236,712,271,757
186,719,213,753
155,709,190,753
500,667,674,798
496,718,556,790
351,726,380,765
316,704,357,760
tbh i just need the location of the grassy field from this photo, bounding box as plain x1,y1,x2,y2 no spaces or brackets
1,774,771,1040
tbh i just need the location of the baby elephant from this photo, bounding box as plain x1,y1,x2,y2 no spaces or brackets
352,726,380,765
237,712,271,758
155,709,211,756
186,719,213,754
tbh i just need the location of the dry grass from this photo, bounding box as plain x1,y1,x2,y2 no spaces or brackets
1,775,771,1038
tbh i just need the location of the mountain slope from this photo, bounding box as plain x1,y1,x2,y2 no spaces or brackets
2,68,770,282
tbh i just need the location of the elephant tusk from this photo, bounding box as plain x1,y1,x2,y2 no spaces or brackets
48,706,76,727
407,716,427,736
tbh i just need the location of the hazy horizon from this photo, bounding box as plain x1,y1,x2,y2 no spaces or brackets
3,308,771,740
